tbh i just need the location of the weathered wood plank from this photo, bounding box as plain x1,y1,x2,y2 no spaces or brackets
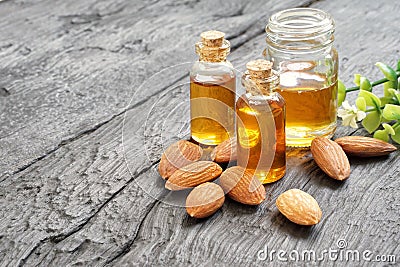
109,0,400,265
1,0,399,266
0,0,326,266
0,0,292,176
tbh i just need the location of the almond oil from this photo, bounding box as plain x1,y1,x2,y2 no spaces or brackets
265,8,338,147
236,60,286,184
278,70,337,147
190,30,236,145
190,75,235,145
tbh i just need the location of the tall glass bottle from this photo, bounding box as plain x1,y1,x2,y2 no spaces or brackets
190,30,236,146
264,8,338,147
236,59,286,184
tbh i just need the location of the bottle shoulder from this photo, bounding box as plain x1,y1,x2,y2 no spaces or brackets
190,61,235,76
237,92,285,110
190,60,236,85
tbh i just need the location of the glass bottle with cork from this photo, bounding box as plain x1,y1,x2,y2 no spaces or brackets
264,8,338,147
236,59,286,184
190,30,236,146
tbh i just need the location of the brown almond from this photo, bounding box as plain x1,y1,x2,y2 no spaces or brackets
276,189,322,226
219,166,266,205
311,137,350,181
158,140,203,179
186,182,225,218
335,136,397,157
211,137,237,163
165,161,222,191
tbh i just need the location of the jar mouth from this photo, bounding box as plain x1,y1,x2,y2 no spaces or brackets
266,8,335,49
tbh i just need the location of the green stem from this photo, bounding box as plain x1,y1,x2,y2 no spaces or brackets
365,106,385,113
345,71,400,93
392,121,400,130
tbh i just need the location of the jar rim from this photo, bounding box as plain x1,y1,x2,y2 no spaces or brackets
265,8,335,36
266,8,335,50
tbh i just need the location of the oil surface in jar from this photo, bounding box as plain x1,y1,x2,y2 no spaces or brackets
278,70,337,147
190,74,235,145
236,94,286,183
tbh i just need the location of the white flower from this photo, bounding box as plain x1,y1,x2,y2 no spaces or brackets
337,100,366,128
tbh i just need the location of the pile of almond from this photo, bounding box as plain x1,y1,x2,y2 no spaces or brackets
158,138,265,218
158,136,397,225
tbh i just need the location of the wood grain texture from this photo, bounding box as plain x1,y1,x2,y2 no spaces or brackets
0,0,399,266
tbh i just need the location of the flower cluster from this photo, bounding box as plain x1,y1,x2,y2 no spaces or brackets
337,101,366,128
338,61,400,144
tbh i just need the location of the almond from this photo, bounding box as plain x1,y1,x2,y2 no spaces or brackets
276,189,322,226
219,166,266,205
211,137,237,163
165,161,222,191
158,140,203,179
335,136,397,157
311,137,350,181
186,182,225,218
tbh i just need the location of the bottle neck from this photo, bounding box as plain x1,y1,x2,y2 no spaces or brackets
265,8,335,52
195,39,230,63
242,70,280,96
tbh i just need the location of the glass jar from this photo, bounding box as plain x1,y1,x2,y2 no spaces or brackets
264,8,338,147
190,30,236,146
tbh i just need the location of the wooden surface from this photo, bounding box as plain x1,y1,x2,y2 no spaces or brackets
0,0,399,266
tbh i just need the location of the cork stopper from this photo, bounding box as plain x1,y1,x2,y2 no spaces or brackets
196,30,230,62
246,59,273,79
243,59,279,94
200,30,225,47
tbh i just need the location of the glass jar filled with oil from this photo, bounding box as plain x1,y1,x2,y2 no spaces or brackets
190,30,236,146
264,8,338,147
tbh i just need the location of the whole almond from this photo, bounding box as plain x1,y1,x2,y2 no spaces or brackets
276,189,322,226
219,166,266,205
211,137,237,163
158,140,203,179
165,161,222,191
311,137,350,181
186,182,225,218
335,136,397,157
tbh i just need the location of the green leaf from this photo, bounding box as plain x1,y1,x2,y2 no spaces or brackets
388,88,400,103
362,110,381,133
356,97,367,111
337,80,347,107
374,130,389,142
384,82,396,97
360,77,372,91
382,104,400,120
376,62,398,81
388,88,397,97
397,59,400,72
358,90,381,110
380,96,395,106
382,123,395,135
353,74,361,86
391,124,400,144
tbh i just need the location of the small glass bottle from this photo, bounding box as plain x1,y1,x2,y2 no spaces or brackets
190,30,236,146
236,59,286,184
264,8,338,147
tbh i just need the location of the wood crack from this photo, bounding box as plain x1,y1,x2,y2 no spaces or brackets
298,0,325,8
18,160,160,266
8,73,186,177
4,0,327,180
0,87,11,97
105,197,166,266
